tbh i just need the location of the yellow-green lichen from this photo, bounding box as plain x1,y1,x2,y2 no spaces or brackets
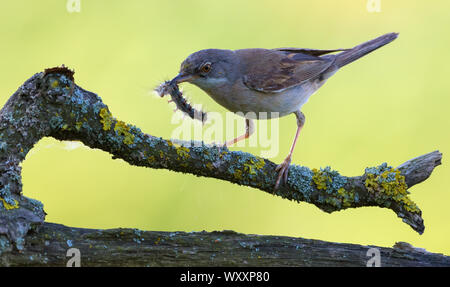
312,168,330,190
176,146,190,162
206,162,214,170
99,108,113,131
114,120,135,145
243,157,266,175
75,121,83,131
254,158,266,169
51,80,59,88
233,169,243,180
337,187,356,207
325,197,341,208
365,164,419,213
219,151,228,159
311,167,347,193
1,198,19,210
309,167,350,209
337,187,346,197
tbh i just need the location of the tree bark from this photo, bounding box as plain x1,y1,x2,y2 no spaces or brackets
0,67,444,265
0,222,448,267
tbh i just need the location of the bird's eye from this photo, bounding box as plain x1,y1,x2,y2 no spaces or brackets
201,63,212,73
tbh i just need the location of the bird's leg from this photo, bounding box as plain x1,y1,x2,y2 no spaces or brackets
275,111,305,189
224,119,254,147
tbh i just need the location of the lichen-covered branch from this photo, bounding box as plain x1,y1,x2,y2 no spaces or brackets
0,67,442,248
1,222,449,267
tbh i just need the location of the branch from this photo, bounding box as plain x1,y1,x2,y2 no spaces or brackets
0,67,442,250
0,222,449,267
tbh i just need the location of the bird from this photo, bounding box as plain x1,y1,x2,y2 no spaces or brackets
169,32,398,189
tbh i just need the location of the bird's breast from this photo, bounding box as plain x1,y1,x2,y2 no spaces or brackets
203,79,325,119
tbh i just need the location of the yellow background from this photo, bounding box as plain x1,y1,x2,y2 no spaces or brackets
1,1,449,255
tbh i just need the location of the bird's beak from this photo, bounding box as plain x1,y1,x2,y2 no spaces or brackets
170,73,194,85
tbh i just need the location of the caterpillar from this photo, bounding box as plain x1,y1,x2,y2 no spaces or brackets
155,80,207,124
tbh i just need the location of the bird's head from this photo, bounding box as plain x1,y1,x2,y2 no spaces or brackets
170,49,236,92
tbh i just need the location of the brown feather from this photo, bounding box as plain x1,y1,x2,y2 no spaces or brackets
238,49,335,93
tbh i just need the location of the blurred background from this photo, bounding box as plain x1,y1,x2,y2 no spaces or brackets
0,0,449,255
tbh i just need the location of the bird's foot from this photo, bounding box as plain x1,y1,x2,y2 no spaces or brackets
274,156,292,189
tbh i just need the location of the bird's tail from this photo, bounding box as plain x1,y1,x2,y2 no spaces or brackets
334,32,398,68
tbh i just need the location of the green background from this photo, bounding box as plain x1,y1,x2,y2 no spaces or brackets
1,0,449,255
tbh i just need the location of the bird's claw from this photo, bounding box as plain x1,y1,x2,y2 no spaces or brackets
274,156,292,189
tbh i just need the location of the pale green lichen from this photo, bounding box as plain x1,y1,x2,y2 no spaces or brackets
49,116,64,130
364,163,419,213
0,141,7,152
287,165,314,202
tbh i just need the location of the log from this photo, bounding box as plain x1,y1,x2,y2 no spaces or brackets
0,222,448,267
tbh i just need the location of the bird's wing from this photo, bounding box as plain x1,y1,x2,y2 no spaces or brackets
241,49,336,93
273,47,348,56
